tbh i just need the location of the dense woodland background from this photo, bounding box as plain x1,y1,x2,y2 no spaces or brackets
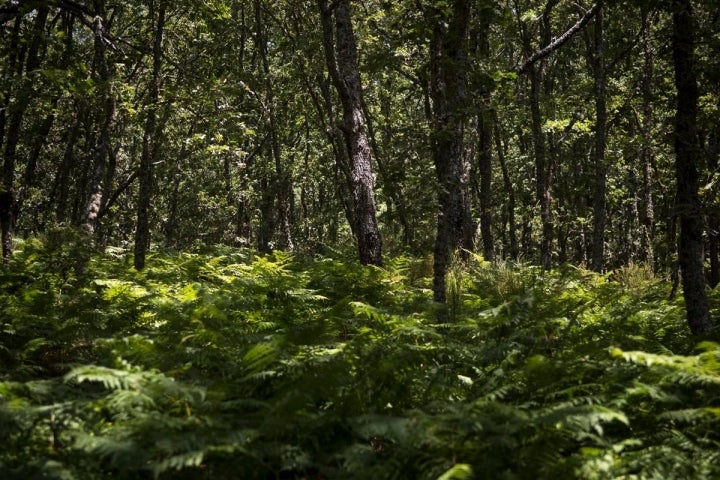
0,0,716,279
1,0,720,478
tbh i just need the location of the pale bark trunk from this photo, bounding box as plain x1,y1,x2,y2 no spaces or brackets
319,0,382,265
82,4,116,237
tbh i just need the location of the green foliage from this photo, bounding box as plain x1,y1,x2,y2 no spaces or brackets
2,240,719,478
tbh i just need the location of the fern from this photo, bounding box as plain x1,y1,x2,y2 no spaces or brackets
4,242,720,479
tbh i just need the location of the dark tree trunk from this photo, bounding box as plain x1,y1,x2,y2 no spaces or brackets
478,105,494,263
525,2,557,271
429,0,471,308
591,8,607,272
257,172,275,254
709,144,720,287
134,1,165,270
53,102,85,223
319,0,382,266
14,99,57,229
672,0,713,335
255,0,294,252
529,66,552,270
495,119,518,259
640,11,656,268
1,8,48,259
709,114,720,287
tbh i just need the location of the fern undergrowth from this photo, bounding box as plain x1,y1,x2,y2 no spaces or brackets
2,235,720,479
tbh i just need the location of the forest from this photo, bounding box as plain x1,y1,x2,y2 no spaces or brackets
1,0,719,478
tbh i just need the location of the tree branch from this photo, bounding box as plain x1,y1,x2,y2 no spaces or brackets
518,1,603,75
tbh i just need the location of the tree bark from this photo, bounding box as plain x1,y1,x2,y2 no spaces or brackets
81,3,116,237
429,0,471,308
1,8,48,259
672,0,713,335
529,65,552,270
591,7,607,272
494,118,518,259
319,0,382,265
518,0,553,270
134,1,165,270
52,101,85,223
255,0,294,252
478,106,494,262
640,11,655,268
14,99,57,228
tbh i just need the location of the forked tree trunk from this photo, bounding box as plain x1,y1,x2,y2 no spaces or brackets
672,0,713,335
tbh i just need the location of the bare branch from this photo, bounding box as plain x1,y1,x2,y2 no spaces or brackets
518,1,603,75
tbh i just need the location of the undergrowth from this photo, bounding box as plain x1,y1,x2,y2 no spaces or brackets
2,234,720,479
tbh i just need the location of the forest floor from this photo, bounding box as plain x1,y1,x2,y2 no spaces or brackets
2,234,720,479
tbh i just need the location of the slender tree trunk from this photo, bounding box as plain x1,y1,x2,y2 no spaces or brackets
134,1,165,270
255,0,294,252
257,170,275,253
709,112,720,287
362,96,412,246
495,119,517,259
640,11,656,268
591,8,607,272
53,102,85,223
82,4,116,237
672,0,712,335
429,0,471,308
316,72,357,235
319,0,382,265
1,8,48,259
478,105,495,262
528,66,552,270
14,100,57,230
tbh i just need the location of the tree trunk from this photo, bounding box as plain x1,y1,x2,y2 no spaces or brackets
591,7,607,272
134,1,166,270
478,105,495,262
319,0,382,266
495,118,518,259
81,3,116,237
53,102,85,223
256,0,294,252
1,8,48,259
672,0,712,335
640,11,656,268
529,66,552,270
429,0,471,308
